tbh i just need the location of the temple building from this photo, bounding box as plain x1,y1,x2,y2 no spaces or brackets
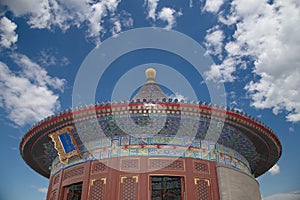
20,68,281,200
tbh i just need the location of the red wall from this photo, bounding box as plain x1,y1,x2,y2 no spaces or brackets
47,157,220,200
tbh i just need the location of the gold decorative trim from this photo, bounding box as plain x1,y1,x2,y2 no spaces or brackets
91,178,107,185
119,175,139,200
88,177,107,199
194,178,210,186
132,175,139,183
120,176,126,183
120,175,139,183
49,126,80,164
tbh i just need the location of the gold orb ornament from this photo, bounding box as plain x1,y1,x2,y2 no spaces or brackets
145,68,156,83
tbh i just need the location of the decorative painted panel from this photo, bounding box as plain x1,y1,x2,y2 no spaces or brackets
49,126,81,164
51,136,251,176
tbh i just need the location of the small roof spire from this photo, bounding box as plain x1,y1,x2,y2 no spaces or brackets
145,68,156,83
131,67,167,101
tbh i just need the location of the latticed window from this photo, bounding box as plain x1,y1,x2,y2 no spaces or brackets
195,178,211,200
89,178,106,200
121,159,139,171
194,162,209,174
63,167,84,180
120,176,138,200
92,162,107,173
149,159,184,171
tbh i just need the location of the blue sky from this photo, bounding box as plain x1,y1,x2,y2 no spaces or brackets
0,0,299,200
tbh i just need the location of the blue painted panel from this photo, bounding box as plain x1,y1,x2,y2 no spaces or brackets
59,132,75,154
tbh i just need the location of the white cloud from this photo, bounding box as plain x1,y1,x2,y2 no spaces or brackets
1,0,87,30
157,7,182,30
144,1,182,30
189,0,193,8
145,0,159,20
289,127,295,133
205,57,237,83
39,51,57,67
168,92,188,101
268,163,280,176
204,26,225,58
0,55,65,126
0,0,124,44
11,53,66,91
110,12,133,37
38,187,48,194
264,190,300,200
0,16,18,49
203,0,224,13
112,20,122,36
1,0,46,16
205,0,300,122
87,2,107,40
38,49,70,67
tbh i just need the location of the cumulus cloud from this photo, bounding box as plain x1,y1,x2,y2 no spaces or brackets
264,190,300,200
268,163,280,176
0,16,18,49
11,54,65,91
204,25,225,58
157,7,182,30
110,12,133,37
0,55,66,126
0,0,129,44
204,0,300,122
144,0,182,30
203,0,224,13
204,57,237,83
145,0,159,20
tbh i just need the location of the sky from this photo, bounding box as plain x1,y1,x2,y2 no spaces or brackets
0,0,299,199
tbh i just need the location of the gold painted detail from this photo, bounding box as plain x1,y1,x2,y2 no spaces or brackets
91,178,106,185
49,126,80,164
121,175,138,183
194,178,210,186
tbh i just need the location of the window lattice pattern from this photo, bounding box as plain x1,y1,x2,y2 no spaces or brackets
122,178,136,200
150,159,184,170
121,159,139,170
196,180,209,200
90,180,105,200
194,162,209,173
92,162,107,173
63,167,84,180
53,174,60,185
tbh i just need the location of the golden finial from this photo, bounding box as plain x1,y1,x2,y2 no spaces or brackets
145,68,156,83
